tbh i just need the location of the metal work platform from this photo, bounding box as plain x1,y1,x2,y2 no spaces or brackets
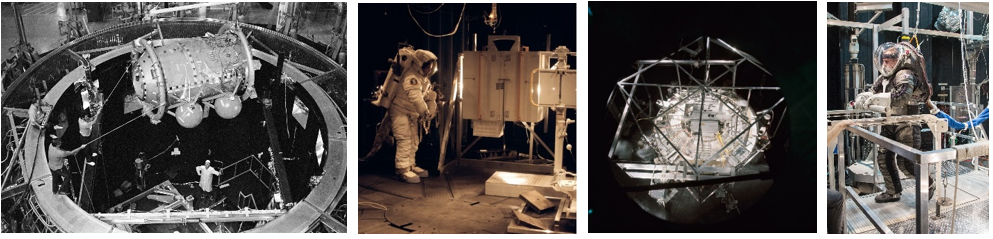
844,162,989,234
91,209,287,224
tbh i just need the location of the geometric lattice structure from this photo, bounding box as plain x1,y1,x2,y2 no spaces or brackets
607,37,784,224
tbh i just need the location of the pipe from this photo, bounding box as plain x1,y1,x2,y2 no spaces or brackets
136,39,167,122
13,3,27,43
230,25,256,98
844,63,850,107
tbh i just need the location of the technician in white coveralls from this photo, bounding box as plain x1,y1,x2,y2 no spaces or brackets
195,160,221,208
391,49,438,183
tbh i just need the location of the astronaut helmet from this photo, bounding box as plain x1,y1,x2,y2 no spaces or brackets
413,49,438,78
872,42,915,78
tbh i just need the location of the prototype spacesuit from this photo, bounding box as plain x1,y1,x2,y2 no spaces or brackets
390,49,438,183
856,42,934,203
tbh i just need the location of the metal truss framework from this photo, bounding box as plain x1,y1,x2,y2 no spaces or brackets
828,115,989,234
825,2,989,83
608,37,784,192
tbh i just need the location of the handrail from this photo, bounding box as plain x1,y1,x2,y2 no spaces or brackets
830,115,989,234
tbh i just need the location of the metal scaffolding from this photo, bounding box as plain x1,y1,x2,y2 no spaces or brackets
828,115,989,234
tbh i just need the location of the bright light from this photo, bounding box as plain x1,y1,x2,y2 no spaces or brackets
502,175,526,185
536,83,541,100
459,55,464,99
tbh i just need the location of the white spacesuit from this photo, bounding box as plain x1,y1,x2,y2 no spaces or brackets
390,49,438,183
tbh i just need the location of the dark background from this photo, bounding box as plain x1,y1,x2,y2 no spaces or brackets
358,4,578,173
589,1,817,232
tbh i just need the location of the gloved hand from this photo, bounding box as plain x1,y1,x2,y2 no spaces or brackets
853,92,874,110
866,93,891,109
419,109,431,119
424,90,437,101
423,91,437,120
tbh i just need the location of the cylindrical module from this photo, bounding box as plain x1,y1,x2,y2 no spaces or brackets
132,32,250,112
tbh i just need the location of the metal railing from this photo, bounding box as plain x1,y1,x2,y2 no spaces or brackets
91,209,286,224
216,155,274,192
828,115,989,234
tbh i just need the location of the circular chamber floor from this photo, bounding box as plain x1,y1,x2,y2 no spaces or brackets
385,198,507,233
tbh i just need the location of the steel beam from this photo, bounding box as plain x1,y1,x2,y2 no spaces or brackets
608,65,642,158
845,125,924,163
877,13,903,32
91,209,286,224
927,2,989,14
916,160,928,234
148,2,235,15
107,181,179,213
827,19,987,41
261,54,294,203
614,83,779,90
625,172,728,181
1,182,29,200
635,59,737,65
615,163,734,175
856,2,893,12
622,171,772,192
318,213,346,232
845,186,893,234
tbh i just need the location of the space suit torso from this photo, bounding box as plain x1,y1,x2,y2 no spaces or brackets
389,71,430,117
870,69,920,116
865,42,930,116
389,71,437,120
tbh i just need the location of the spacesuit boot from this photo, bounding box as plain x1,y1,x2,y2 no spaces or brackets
411,165,429,178
874,191,900,203
396,167,421,184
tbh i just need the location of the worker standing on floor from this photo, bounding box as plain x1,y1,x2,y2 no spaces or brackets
195,160,221,208
134,152,147,191
49,137,86,196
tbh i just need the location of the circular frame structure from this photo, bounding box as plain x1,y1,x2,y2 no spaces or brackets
2,18,346,233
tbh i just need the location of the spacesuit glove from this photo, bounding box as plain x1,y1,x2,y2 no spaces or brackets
419,114,432,125
854,92,874,110
867,93,891,108
420,109,431,119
